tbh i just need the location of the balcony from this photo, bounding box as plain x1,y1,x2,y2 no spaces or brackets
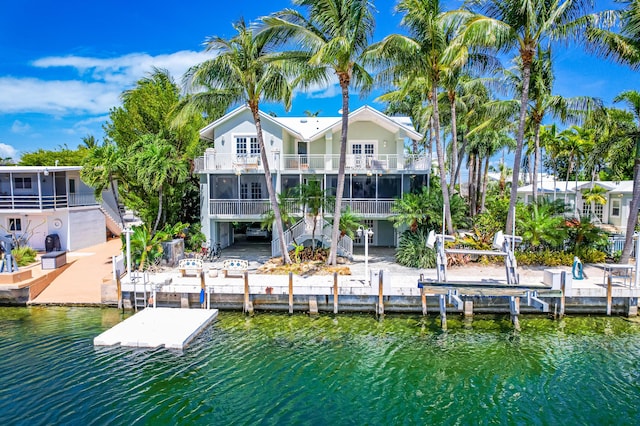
194,152,430,173
206,198,395,218
0,193,99,211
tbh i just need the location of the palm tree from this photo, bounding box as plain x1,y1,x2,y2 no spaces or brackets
364,0,471,234
262,0,375,265
460,0,597,233
613,90,640,262
520,47,602,203
184,19,295,264
81,142,126,226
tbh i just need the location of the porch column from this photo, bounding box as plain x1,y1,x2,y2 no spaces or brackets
396,132,404,170
325,132,333,171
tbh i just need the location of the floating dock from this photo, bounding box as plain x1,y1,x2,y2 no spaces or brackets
93,307,218,349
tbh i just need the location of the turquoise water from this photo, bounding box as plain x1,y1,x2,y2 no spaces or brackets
1,307,639,425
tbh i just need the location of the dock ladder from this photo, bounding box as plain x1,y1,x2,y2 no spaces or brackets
132,272,149,311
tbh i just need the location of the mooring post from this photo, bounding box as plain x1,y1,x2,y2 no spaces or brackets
333,272,339,314
607,275,613,316
510,296,521,332
559,271,566,319
200,271,206,309
289,272,294,314
439,294,447,330
116,269,122,311
463,300,473,318
627,297,638,317
420,273,427,316
243,271,253,316
377,270,384,316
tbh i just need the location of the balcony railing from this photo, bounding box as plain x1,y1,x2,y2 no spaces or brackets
206,198,394,217
195,152,430,173
209,199,272,216
0,193,98,210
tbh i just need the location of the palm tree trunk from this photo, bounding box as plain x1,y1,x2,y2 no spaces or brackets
620,137,640,263
448,92,458,194
506,51,534,232
250,105,291,264
475,154,482,214
469,153,476,215
532,122,541,204
153,187,163,234
432,85,453,234
327,77,350,265
481,155,491,212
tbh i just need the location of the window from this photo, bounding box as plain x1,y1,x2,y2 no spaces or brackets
236,137,248,156
249,137,260,155
14,177,32,189
251,182,261,199
611,199,621,217
236,136,260,157
240,183,248,199
9,218,21,231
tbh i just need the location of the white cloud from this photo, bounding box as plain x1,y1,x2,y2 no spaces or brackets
11,120,31,133
0,143,18,159
0,51,213,117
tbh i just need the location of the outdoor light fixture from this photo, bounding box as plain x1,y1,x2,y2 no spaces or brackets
220,137,225,146
357,225,374,285
44,168,49,176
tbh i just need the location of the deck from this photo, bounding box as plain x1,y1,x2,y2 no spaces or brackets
93,307,218,349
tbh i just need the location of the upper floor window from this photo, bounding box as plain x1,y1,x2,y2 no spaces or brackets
9,218,21,231
14,177,32,189
236,137,260,156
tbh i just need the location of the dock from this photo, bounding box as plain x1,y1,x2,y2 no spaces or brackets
93,307,218,349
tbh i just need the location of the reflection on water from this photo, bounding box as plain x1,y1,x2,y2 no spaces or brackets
1,307,640,425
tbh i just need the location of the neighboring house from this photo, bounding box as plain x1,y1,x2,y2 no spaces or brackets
195,105,428,256
517,178,635,234
0,166,124,252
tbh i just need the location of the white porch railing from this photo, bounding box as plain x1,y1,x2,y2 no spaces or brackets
209,199,272,216
271,216,353,258
0,193,98,210
195,152,431,173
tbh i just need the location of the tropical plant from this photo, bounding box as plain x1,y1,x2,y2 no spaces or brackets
262,0,375,265
516,199,569,250
396,229,436,268
123,222,188,271
184,19,297,264
11,246,37,267
564,216,609,253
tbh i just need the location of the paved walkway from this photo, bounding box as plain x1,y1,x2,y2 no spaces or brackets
31,238,122,305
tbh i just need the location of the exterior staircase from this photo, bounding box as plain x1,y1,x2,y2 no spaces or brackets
271,216,353,258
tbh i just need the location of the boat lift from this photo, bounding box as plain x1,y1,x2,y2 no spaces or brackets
423,230,550,328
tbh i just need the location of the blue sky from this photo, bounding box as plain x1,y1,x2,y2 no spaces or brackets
0,0,637,161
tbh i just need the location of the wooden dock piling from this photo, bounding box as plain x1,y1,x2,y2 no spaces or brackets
420,274,427,316
377,270,384,316
559,271,566,319
288,272,294,314
606,276,612,316
333,272,338,314
510,296,520,331
243,271,253,316
463,300,473,317
116,270,122,311
309,296,318,316
439,294,447,330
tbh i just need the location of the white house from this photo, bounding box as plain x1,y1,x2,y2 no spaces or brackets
0,166,124,251
194,105,428,256
517,178,635,233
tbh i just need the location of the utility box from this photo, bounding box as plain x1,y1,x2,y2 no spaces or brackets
41,251,67,270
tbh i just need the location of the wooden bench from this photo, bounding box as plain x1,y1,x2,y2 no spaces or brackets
222,259,249,278
178,258,203,277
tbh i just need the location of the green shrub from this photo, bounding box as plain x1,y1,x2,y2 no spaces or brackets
574,247,606,264
515,250,574,266
396,230,436,268
11,246,38,267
